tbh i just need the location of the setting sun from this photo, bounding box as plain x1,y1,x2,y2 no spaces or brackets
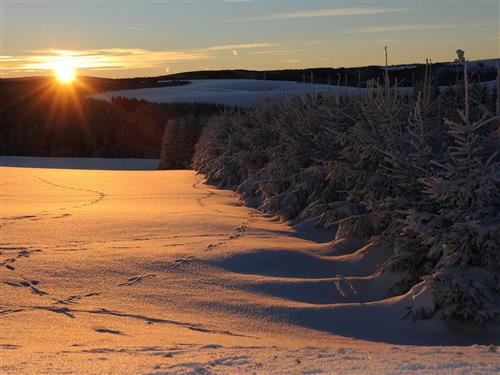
53,59,76,84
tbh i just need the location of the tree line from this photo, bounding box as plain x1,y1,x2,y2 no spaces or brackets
0,82,227,159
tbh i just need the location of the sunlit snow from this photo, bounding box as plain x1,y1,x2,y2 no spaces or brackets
1,157,498,374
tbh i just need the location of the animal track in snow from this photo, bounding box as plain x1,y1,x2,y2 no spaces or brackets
94,327,125,335
53,292,102,305
1,306,251,338
0,247,42,271
36,176,105,210
2,279,48,296
0,175,104,228
193,177,223,213
168,256,195,268
205,211,258,251
118,274,157,286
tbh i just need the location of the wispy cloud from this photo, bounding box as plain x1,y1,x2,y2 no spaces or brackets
282,58,301,64
376,38,400,43
229,7,407,22
206,42,277,51
305,40,322,46
1,43,276,75
345,21,496,33
248,49,302,56
128,26,142,31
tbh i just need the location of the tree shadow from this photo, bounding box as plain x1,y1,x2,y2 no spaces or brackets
0,156,159,170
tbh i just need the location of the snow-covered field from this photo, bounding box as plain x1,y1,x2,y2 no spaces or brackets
1,157,498,374
90,79,362,107
89,77,496,107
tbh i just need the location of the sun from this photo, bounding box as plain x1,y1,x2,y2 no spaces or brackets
53,59,76,84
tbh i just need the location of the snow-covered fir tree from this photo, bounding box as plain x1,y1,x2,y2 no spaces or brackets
192,68,499,323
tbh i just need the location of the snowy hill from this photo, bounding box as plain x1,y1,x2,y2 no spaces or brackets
383,58,499,72
90,77,496,107
466,58,500,69
90,79,361,107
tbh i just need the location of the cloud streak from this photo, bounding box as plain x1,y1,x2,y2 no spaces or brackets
206,42,277,51
1,43,276,75
229,7,407,22
345,21,496,33
1,48,208,73
247,49,302,56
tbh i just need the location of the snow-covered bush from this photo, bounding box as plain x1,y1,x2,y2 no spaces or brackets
192,111,242,186
390,66,500,322
192,69,500,323
405,95,499,322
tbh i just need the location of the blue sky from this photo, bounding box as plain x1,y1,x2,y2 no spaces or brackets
1,0,498,77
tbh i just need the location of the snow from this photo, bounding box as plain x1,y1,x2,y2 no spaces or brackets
1,157,499,374
89,78,497,107
382,58,500,72
463,58,500,69
409,282,436,319
90,79,361,107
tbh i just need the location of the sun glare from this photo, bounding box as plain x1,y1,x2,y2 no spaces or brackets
53,59,76,84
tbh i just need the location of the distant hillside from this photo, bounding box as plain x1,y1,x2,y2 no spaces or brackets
159,58,499,87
